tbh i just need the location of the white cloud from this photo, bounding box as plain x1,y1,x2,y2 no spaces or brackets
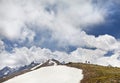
0,0,117,50
0,0,107,43
19,28,35,43
96,52,120,67
82,34,119,51
0,46,66,69
0,0,120,69
1,44,120,69
70,48,107,63
0,40,5,52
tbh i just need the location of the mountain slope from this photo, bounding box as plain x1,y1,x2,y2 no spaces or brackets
66,62,120,83
0,59,62,83
1,60,120,83
3,66,83,83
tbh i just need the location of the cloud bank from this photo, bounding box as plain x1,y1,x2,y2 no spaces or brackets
0,0,106,43
0,0,120,69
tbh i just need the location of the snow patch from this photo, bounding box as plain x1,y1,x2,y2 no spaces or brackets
4,66,83,83
30,63,42,70
48,59,58,66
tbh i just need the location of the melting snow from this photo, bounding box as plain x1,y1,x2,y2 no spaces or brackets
4,66,83,83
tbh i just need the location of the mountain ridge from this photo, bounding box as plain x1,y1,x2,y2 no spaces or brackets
1,59,120,83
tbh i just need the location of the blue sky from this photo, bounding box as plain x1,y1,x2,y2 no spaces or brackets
3,1,120,52
1,0,120,52
0,0,120,69
85,2,120,39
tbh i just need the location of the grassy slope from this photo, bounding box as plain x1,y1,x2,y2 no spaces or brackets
66,62,120,83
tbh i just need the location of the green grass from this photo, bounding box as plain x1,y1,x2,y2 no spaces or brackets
66,62,120,83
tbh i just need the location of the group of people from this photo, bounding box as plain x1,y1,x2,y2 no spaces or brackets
85,61,90,64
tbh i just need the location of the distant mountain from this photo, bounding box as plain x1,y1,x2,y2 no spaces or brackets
0,62,39,79
0,66,17,78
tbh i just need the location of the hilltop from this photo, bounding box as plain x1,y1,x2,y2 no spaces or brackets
1,60,120,83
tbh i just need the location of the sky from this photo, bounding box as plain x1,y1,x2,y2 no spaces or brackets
0,0,120,69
